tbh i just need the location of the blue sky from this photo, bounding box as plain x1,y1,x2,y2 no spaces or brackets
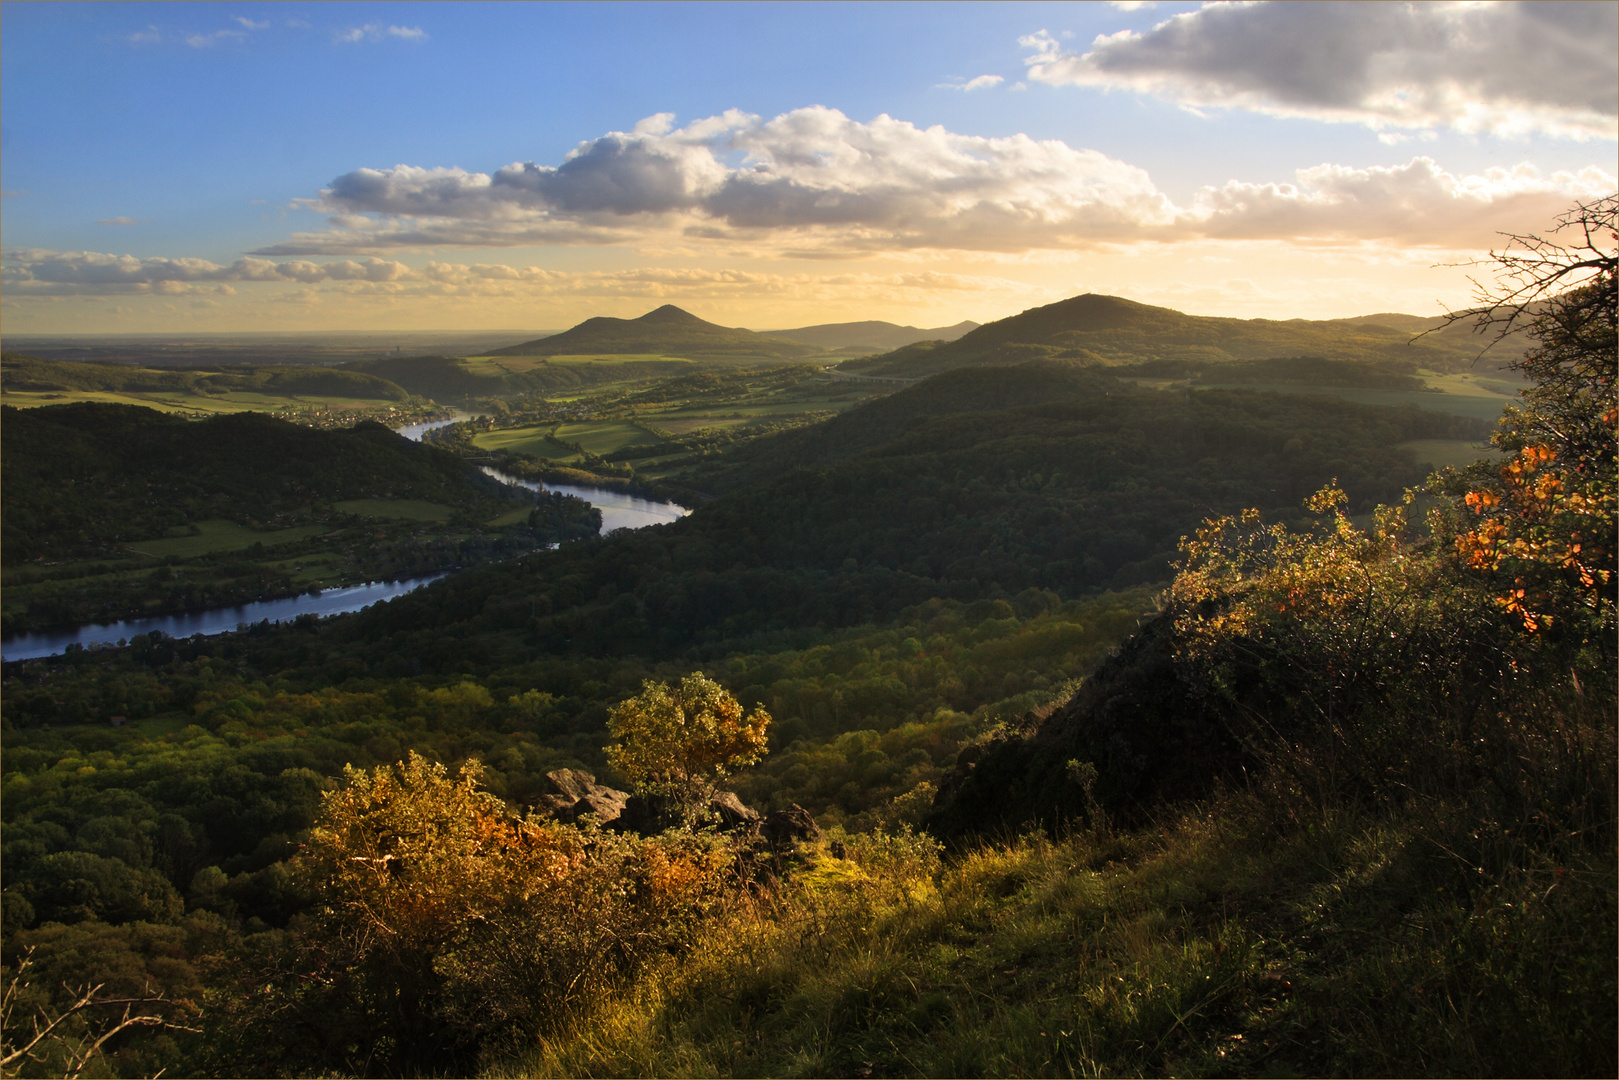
3,1,1615,332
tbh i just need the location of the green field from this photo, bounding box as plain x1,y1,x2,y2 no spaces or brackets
472,420,662,459
125,519,330,558
332,498,455,521
472,424,578,459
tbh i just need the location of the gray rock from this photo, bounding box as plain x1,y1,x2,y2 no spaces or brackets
709,790,761,829
536,768,629,824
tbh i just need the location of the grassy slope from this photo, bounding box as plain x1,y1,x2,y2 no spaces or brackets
507,789,1612,1079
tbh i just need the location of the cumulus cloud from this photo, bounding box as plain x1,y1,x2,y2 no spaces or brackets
1023,2,1618,140
256,107,1613,257
1188,158,1616,245
234,17,269,31
258,106,1176,255
336,24,428,43
126,26,161,45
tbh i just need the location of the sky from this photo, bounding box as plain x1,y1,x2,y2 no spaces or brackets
2,0,1615,333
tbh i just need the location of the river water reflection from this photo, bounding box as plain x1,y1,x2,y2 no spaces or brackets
1,576,446,663
2,458,689,661
478,466,688,533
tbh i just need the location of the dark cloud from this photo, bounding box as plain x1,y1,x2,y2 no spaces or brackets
1025,2,1617,139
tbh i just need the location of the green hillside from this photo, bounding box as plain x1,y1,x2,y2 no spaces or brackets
843,293,1509,379
491,304,822,360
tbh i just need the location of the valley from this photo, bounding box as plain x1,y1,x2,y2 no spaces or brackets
0,282,1610,1079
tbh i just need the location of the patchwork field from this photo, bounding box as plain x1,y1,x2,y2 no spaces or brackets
471,420,663,459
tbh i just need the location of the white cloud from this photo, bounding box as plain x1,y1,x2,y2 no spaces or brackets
96,217,140,227
1024,1,1618,140
257,108,1612,258
259,107,1176,255
1106,1,1155,11
1188,158,1616,245
126,26,161,45
234,17,269,31
0,250,415,294
336,23,428,44
185,29,245,48
941,74,1005,92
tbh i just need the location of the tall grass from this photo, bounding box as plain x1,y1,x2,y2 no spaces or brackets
494,757,1614,1079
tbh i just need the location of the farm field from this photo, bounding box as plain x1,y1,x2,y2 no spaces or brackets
471,420,662,459
332,499,457,522
125,519,331,558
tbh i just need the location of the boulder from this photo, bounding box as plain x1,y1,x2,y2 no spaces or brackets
536,769,629,824
708,790,761,830
762,804,821,851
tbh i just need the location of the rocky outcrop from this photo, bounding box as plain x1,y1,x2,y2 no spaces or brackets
761,804,821,851
535,769,630,825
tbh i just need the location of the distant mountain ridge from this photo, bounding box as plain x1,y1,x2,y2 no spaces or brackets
490,305,819,360
842,293,1509,379
763,319,981,354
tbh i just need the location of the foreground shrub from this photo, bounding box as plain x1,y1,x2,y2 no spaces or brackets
198,753,737,1076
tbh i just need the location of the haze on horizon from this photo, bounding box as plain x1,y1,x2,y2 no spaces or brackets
2,0,1614,335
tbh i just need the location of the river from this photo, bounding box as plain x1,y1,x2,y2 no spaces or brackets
0,576,447,663
478,466,688,534
1,443,689,662
395,410,468,441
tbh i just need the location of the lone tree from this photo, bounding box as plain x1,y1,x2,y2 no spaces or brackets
1448,195,1617,632
605,672,771,809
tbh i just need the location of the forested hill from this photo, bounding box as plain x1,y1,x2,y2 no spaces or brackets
1,403,515,561
765,318,980,353
351,354,691,403
1,353,410,401
308,370,1487,678
686,360,1129,493
490,304,820,359
843,293,1504,378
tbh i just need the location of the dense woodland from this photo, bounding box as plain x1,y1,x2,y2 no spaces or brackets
0,204,1613,1078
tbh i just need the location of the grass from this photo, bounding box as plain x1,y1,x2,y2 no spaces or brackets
1198,381,1515,421
486,506,534,527
331,498,454,522
125,519,330,558
1396,438,1503,471
472,421,662,458
497,785,1616,1080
